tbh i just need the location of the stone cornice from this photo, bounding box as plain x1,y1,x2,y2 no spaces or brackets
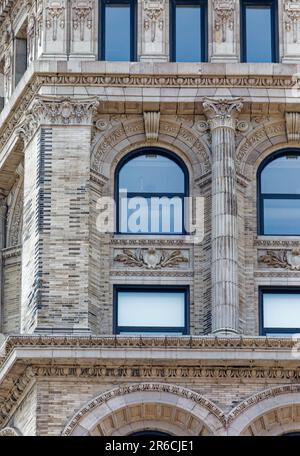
0,335,299,364
0,66,299,153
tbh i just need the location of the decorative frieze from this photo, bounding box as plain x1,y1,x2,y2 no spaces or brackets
114,248,189,269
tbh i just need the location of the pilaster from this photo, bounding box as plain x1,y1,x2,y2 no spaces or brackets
281,0,300,63
20,96,98,334
138,0,169,62
209,0,239,63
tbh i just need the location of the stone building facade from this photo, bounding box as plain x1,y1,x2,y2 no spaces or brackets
0,0,300,436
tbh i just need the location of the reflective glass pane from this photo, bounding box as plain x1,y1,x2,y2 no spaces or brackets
117,291,185,327
245,6,273,62
261,155,300,194
263,199,300,235
175,5,202,62
119,154,185,193
119,196,183,233
105,5,131,60
263,293,300,328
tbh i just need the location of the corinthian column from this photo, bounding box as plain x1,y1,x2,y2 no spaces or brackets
203,98,243,335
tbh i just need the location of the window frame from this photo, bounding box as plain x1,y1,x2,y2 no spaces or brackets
240,0,278,63
99,0,137,61
115,147,189,235
113,284,190,335
170,0,208,63
257,148,300,236
259,287,300,336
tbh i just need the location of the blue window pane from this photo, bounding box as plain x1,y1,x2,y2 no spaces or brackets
119,154,185,193
105,5,131,60
261,155,300,194
176,5,202,62
245,6,273,62
119,196,184,234
263,199,300,235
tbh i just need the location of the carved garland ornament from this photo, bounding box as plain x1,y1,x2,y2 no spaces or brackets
259,250,300,270
144,0,164,43
72,1,93,41
214,0,235,42
285,1,300,43
114,248,189,269
46,2,65,41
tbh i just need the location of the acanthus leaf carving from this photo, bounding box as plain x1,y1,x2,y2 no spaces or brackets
114,248,189,269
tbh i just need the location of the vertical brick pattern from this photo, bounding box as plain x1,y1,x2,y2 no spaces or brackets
22,125,91,333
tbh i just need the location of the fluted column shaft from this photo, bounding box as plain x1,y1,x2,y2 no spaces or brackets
203,98,243,335
0,199,7,332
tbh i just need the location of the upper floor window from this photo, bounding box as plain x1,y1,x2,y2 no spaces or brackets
14,21,28,88
258,150,300,235
114,285,189,335
116,148,188,234
170,0,207,62
241,0,278,62
99,0,136,61
260,288,300,335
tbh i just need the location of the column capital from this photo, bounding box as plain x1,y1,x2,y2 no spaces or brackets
203,97,243,131
17,96,99,146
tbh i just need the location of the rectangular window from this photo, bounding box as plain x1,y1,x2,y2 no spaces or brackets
260,288,300,335
100,0,136,61
241,0,278,62
14,21,28,88
170,0,207,62
262,198,300,235
114,286,189,335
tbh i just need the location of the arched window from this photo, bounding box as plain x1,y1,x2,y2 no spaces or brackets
116,148,188,234
258,149,300,235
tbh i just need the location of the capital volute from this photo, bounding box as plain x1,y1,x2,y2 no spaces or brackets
17,96,100,146
203,97,243,131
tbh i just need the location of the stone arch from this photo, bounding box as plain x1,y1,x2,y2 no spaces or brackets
227,385,300,436
62,383,226,436
236,119,287,179
91,117,211,182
